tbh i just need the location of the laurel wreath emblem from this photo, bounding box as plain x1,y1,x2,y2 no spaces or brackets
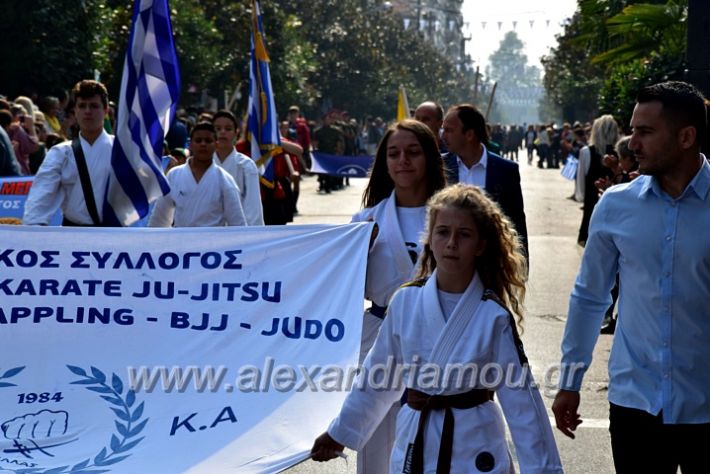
0,366,25,388
0,366,148,474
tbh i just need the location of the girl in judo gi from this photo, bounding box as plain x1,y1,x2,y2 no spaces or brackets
350,119,446,473
312,184,563,473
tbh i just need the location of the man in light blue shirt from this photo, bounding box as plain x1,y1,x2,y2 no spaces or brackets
552,81,710,473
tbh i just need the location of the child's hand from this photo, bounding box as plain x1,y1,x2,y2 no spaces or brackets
311,432,345,461
602,154,619,170
594,176,611,193
552,390,583,439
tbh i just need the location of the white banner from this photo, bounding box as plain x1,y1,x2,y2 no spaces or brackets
0,223,373,473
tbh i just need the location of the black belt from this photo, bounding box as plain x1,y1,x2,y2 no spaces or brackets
407,388,494,474
368,303,387,319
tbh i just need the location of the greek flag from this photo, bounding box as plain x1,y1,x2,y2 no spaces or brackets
560,155,579,181
247,0,281,187
103,0,180,226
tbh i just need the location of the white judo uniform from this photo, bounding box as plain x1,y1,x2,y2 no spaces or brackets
351,191,426,473
352,191,423,356
23,132,114,225
148,161,246,227
213,150,264,225
329,272,563,474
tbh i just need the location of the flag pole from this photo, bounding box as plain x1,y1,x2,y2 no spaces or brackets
247,0,282,188
485,82,497,121
397,85,410,121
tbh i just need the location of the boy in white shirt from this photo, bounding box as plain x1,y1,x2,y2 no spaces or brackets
212,110,263,225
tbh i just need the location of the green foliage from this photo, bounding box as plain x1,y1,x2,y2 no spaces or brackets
541,0,687,124
1,0,476,121
541,13,605,122
199,0,251,98
279,0,477,119
0,0,101,96
574,0,628,54
266,14,318,114
595,0,687,125
171,0,224,98
592,1,687,65
598,54,684,126
92,1,133,97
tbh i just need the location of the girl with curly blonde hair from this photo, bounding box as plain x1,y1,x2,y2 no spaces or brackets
416,183,527,328
313,183,561,473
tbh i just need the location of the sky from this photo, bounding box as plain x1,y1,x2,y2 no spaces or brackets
461,0,578,73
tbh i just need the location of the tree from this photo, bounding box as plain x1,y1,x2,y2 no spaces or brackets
541,13,604,122
541,1,688,124
591,1,686,65
1,0,479,122
280,0,477,119
486,31,541,124
0,0,104,97
593,1,687,126
487,31,539,89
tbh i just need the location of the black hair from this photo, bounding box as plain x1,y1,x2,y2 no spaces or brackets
190,121,216,138
362,119,446,208
71,80,109,108
434,102,444,121
637,81,707,147
449,104,489,145
0,110,12,128
212,110,238,129
51,88,68,103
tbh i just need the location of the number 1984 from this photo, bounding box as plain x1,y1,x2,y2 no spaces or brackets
17,392,64,404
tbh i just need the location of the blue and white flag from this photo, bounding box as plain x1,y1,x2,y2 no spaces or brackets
247,0,281,188
104,0,180,226
310,152,374,178
560,155,578,181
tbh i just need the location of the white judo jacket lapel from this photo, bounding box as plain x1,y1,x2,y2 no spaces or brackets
382,191,416,279
423,271,484,379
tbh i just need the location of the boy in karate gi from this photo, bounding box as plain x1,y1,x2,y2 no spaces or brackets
212,110,263,225
149,122,246,227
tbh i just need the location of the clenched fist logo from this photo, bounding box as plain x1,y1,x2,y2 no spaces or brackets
2,410,72,459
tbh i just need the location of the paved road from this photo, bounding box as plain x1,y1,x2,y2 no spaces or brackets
288,156,615,473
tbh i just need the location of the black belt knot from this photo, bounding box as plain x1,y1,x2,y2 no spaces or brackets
407,388,493,474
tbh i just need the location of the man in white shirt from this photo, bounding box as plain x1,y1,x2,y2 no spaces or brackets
23,80,114,226
441,104,528,259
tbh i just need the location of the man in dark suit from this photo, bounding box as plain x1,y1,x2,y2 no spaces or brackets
441,104,529,260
